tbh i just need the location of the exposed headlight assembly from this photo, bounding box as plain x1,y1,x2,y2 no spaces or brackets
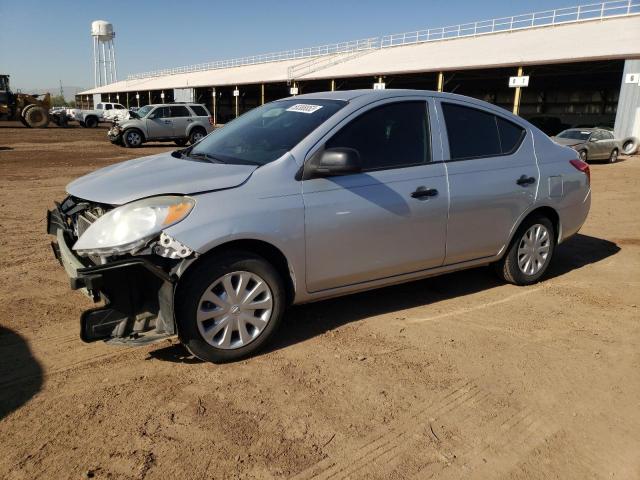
73,195,195,257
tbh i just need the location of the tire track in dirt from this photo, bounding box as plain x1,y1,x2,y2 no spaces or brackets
292,381,557,480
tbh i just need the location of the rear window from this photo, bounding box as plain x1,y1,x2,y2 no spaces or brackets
170,106,191,117
190,105,208,116
442,103,525,160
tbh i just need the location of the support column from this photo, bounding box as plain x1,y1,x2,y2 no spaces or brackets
212,88,217,125
437,72,444,92
235,86,239,118
161,90,165,104
330,79,335,91
148,91,152,106
513,66,523,115
261,83,265,105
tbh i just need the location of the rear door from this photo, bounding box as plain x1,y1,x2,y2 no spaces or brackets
302,99,449,292
438,100,537,264
146,106,172,139
169,105,192,138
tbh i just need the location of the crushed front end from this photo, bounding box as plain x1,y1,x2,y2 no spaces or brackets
47,196,194,345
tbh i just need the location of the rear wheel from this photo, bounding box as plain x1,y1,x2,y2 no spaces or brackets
176,251,285,363
494,215,555,285
84,116,98,128
189,128,206,145
24,105,49,128
123,129,144,148
608,148,618,164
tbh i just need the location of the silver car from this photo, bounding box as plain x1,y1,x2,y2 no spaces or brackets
108,103,213,148
552,127,621,163
48,90,591,362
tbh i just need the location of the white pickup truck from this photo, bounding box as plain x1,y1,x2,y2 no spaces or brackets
69,102,130,128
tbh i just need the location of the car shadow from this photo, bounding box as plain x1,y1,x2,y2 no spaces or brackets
0,326,43,419
148,233,619,364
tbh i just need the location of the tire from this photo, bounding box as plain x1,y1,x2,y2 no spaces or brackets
84,116,98,128
189,127,206,145
23,105,49,128
578,149,588,162
122,129,144,148
608,148,618,164
176,251,285,363
78,121,86,128
175,138,188,147
622,137,638,155
494,214,555,286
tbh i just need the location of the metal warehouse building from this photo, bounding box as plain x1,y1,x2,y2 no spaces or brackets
79,1,640,140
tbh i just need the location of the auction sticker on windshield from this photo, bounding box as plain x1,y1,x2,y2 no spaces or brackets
286,104,323,114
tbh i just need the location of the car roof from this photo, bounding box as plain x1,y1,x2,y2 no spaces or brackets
287,89,485,102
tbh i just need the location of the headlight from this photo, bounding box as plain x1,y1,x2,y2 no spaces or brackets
73,195,195,256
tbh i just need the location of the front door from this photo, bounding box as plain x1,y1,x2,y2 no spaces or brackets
146,106,173,139
438,100,538,264
302,100,448,292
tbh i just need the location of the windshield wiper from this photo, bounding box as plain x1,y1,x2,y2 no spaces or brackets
187,152,226,164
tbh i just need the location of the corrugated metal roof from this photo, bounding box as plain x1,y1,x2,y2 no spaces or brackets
80,14,640,95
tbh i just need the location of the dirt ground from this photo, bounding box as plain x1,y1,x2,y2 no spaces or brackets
0,121,639,480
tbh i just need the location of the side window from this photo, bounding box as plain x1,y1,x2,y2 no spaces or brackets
104,104,113,110
190,105,208,117
96,103,103,110
442,103,524,160
497,117,525,154
115,104,125,109
603,131,614,140
151,107,169,118
325,101,430,170
170,105,191,117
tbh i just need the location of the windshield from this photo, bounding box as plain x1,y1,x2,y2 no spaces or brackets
136,105,154,118
190,99,346,165
557,130,591,141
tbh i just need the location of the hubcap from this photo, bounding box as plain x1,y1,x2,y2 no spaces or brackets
610,151,617,163
193,132,204,142
196,271,273,350
128,132,141,145
517,224,551,276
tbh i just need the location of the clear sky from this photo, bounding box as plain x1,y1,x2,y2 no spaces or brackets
1,0,581,92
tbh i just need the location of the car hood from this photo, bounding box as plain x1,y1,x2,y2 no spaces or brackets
67,151,257,205
551,137,585,147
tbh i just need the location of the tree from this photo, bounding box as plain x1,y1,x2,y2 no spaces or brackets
50,95,68,107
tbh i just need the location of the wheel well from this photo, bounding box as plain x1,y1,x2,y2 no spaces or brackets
178,239,296,305
523,206,560,243
124,127,145,141
190,125,206,135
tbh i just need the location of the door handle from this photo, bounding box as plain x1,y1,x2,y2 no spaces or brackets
164,120,172,124
516,175,536,186
411,187,439,199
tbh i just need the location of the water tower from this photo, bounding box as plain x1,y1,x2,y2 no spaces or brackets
91,20,117,87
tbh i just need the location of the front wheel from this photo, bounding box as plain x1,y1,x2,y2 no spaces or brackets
494,215,555,285
122,129,144,148
189,128,206,145
578,149,588,162
608,148,618,164
176,251,285,363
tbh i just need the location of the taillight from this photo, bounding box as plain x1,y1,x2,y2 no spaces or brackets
208,116,214,126
570,159,590,184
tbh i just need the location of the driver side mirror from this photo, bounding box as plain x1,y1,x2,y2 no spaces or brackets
311,147,362,178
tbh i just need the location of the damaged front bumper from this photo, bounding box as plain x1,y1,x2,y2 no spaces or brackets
47,204,177,346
